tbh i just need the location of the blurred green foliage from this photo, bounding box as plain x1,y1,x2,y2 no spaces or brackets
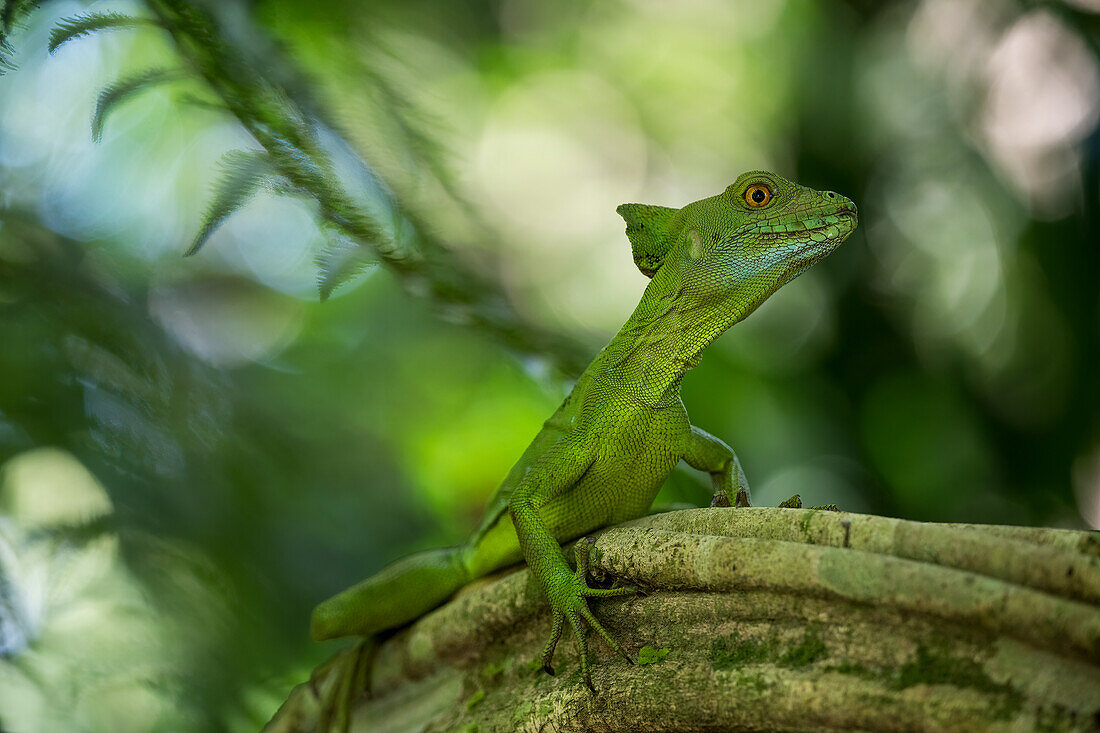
0,0,1098,730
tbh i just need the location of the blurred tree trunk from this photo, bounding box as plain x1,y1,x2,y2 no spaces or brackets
269,507,1100,732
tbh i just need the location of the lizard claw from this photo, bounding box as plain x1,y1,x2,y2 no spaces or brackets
712,487,752,508
311,638,376,733
537,539,637,688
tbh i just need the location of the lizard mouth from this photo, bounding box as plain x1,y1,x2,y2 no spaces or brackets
798,203,858,234
803,213,856,236
822,206,858,233
835,205,858,224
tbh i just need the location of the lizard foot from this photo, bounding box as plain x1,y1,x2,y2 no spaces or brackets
778,495,840,511
710,491,731,508
310,637,377,733
710,487,752,508
777,494,840,511
539,537,635,692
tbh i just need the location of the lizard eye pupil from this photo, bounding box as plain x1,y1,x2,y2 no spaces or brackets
743,184,772,207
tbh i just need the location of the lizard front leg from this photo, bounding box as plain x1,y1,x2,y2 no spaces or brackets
508,440,635,691
683,425,751,508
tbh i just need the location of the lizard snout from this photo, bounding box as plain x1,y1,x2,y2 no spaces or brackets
824,190,858,218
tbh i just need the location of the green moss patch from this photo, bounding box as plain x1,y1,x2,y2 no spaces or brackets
735,671,770,692
711,635,775,669
798,509,818,539
465,688,486,710
896,645,1015,697
510,699,535,726
829,645,1014,694
638,646,670,665
479,658,511,683
1077,533,1100,557
711,628,828,670
780,630,828,667
827,662,875,680
827,645,1022,721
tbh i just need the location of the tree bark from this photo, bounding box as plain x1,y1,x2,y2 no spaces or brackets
268,507,1100,732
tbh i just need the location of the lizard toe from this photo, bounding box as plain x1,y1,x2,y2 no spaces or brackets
710,491,732,508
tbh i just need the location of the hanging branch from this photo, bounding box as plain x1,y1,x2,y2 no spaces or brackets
21,0,591,375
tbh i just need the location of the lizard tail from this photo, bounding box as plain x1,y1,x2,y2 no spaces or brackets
310,547,468,640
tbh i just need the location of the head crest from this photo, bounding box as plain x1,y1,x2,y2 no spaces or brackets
615,203,679,278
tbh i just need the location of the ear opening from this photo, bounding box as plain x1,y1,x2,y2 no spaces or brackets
616,203,679,278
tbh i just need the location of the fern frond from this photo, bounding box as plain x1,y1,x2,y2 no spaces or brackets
177,92,228,113
265,135,329,195
0,39,15,73
92,67,183,142
186,149,281,257
0,0,33,34
0,0,43,72
315,232,377,301
49,11,149,54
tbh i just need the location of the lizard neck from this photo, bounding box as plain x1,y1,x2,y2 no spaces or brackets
591,269,746,407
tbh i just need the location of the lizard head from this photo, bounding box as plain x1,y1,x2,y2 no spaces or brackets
618,170,857,322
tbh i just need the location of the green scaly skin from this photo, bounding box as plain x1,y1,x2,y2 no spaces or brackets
308,170,857,713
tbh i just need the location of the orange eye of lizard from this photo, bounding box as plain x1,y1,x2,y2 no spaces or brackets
743,183,772,207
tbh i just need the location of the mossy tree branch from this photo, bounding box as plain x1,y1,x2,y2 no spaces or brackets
269,508,1100,732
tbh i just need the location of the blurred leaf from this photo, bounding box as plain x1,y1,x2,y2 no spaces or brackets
48,11,149,54
1,0,37,36
140,0,591,374
315,233,377,301
186,149,281,256
92,67,183,142
0,45,15,73
0,521,35,657
0,0,42,71
177,91,228,113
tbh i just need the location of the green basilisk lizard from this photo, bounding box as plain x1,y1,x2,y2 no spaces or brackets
308,170,857,717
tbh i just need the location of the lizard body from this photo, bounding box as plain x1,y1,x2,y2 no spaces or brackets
310,170,857,696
